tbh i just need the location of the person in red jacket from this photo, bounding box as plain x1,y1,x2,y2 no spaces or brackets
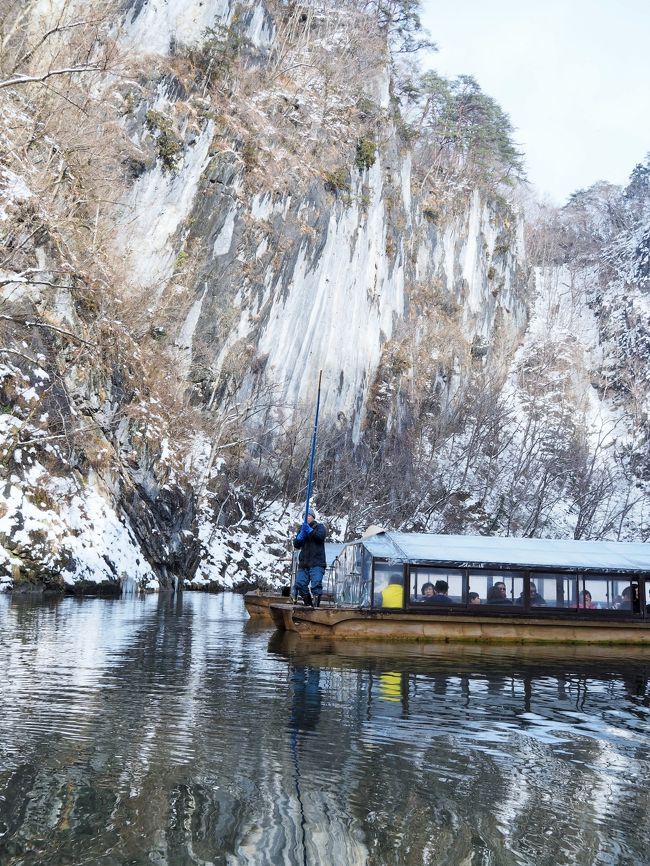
292,507,327,607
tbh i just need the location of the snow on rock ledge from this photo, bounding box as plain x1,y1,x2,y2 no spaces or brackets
0,469,157,592
187,500,302,591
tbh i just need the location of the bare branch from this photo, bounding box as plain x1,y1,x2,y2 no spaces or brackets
0,65,100,89
269,62,322,85
0,347,39,364
0,315,92,346
42,80,90,115
16,425,101,447
12,20,102,73
0,275,75,290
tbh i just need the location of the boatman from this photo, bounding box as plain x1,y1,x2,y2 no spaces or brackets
292,507,327,607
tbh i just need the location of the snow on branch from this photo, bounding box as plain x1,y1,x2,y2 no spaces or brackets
0,66,100,90
0,270,75,290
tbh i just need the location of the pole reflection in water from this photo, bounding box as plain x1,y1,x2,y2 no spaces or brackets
288,665,318,866
1,593,650,865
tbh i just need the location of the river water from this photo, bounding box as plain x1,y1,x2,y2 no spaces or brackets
1,592,650,865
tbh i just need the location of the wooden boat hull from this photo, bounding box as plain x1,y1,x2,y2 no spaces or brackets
269,604,650,645
244,591,289,619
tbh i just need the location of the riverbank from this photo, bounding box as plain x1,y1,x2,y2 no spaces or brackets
1,498,306,596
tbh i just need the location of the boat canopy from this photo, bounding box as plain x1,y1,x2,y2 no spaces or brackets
331,531,650,613
355,532,650,572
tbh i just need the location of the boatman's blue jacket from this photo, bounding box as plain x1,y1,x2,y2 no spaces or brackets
293,521,327,568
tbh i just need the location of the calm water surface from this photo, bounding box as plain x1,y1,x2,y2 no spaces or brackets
1,592,650,865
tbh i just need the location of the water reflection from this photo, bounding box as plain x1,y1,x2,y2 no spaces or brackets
1,594,650,865
289,666,322,733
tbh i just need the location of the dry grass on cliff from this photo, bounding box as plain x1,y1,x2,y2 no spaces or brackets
0,1,205,484
160,0,391,195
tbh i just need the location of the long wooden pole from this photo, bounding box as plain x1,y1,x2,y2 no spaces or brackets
304,370,323,522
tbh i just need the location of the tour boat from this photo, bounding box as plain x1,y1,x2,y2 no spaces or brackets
269,532,650,645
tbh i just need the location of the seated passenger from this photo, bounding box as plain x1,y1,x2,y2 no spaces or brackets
486,582,513,605
381,576,404,609
515,582,547,606
572,589,595,609
468,591,480,605
428,579,458,605
420,582,435,601
617,585,640,612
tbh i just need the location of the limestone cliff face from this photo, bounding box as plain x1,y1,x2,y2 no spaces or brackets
114,0,529,440
0,0,533,590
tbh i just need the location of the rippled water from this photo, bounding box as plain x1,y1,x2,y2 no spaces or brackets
1,593,650,865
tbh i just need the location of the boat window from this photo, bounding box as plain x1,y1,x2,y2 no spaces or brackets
410,568,464,604
574,576,641,612
373,562,405,609
470,571,523,606
524,574,573,609
334,545,371,607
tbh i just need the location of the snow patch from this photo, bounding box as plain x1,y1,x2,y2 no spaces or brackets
0,167,32,222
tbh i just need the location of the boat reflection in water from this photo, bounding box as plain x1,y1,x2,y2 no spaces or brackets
269,631,650,865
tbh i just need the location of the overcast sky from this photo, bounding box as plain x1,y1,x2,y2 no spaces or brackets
418,1,650,204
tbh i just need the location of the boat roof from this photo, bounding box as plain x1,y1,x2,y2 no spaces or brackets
352,532,650,574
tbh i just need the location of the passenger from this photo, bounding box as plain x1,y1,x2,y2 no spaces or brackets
381,575,404,609
515,582,547,607
420,582,435,601
468,592,481,605
618,585,640,613
428,579,458,605
572,589,595,609
486,582,513,605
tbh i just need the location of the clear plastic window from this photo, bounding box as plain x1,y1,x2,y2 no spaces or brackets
527,574,573,609
373,562,405,609
574,577,608,610
410,568,464,605
334,545,370,606
574,576,641,612
470,571,524,607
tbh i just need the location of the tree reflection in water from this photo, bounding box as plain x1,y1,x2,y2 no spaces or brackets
1,594,650,865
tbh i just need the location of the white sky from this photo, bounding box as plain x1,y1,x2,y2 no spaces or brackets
419,1,650,204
